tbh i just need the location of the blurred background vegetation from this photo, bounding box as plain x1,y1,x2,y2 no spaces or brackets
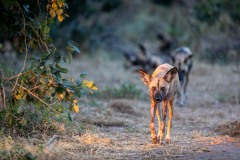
1,0,240,65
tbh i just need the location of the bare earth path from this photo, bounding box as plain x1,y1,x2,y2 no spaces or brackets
48,52,240,160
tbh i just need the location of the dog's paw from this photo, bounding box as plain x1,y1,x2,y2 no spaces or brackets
152,138,157,144
165,138,171,144
159,140,165,145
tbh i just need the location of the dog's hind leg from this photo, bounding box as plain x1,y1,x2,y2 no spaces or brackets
183,73,189,101
166,99,174,143
150,101,157,144
156,103,162,143
159,100,167,144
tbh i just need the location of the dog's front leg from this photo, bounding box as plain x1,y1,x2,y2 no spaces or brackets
166,99,174,143
156,104,162,143
183,73,189,101
159,100,167,144
179,85,185,107
150,101,157,144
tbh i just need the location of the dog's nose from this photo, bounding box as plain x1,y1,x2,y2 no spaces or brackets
155,95,162,102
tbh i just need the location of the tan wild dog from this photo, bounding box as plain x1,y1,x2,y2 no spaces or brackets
139,63,180,144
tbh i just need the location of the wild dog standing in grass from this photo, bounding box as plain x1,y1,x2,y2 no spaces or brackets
139,64,180,144
171,47,193,107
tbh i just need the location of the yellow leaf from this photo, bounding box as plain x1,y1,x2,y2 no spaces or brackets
86,81,93,88
73,99,78,104
57,93,64,100
56,9,63,15
73,105,79,113
72,100,79,113
52,3,58,11
15,94,22,100
91,86,99,91
58,1,64,7
71,78,75,82
57,15,64,22
49,78,54,84
82,80,93,88
49,9,56,18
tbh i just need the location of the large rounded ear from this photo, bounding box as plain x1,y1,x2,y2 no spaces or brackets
163,67,178,83
139,69,152,86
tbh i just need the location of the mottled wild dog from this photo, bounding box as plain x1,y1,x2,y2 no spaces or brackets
171,47,193,106
139,63,180,144
123,44,164,72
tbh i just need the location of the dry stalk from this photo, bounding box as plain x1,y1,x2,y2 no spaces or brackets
0,72,6,109
45,135,61,147
12,9,29,92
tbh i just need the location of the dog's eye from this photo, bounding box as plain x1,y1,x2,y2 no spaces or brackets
161,87,166,91
152,87,156,91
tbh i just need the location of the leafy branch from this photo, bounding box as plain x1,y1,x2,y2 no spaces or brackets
0,0,98,132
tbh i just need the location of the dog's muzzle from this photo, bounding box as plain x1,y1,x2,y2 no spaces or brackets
155,95,162,103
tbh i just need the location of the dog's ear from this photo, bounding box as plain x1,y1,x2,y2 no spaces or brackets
139,69,152,86
170,55,175,63
138,44,147,56
163,67,178,83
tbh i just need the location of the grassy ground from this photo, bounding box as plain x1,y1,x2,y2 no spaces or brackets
6,51,237,160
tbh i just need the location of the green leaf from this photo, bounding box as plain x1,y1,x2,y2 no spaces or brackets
54,55,61,63
55,71,61,80
41,52,50,61
68,52,73,64
68,41,81,53
68,112,73,121
76,79,81,85
49,87,55,93
41,19,50,40
25,152,37,160
67,46,74,53
23,4,29,13
55,63,68,73
80,72,87,78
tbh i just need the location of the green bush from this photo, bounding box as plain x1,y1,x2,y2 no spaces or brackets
0,0,97,134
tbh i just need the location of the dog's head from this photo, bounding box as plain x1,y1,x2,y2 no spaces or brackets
139,67,178,103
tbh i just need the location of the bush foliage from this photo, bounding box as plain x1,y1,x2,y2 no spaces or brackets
0,0,97,134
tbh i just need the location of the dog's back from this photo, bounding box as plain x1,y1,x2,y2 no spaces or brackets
152,63,174,78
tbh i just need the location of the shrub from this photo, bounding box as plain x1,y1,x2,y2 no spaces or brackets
0,0,98,134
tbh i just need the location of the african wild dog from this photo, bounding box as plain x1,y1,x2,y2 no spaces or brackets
139,63,180,144
171,47,193,106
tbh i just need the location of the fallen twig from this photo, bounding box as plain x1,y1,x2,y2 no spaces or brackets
17,84,60,114
45,135,61,147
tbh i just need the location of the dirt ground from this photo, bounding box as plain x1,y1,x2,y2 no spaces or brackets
37,51,240,159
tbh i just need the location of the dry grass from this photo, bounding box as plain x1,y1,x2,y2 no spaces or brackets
213,121,240,137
